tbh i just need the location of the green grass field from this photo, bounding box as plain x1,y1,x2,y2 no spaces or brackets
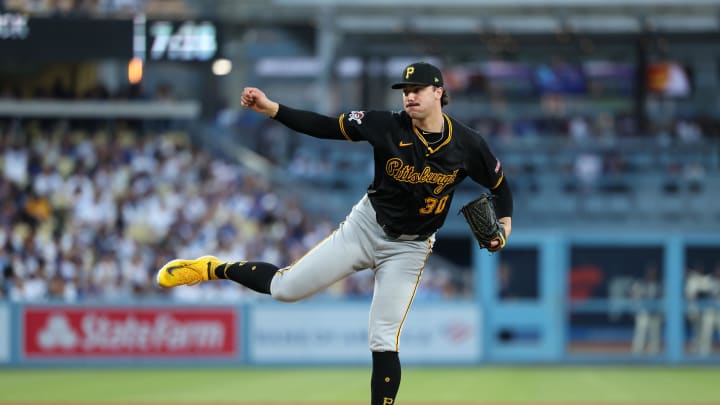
0,366,719,404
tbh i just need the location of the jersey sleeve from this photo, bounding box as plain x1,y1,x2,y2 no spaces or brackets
273,104,346,140
464,133,505,190
338,110,396,144
464,132,513,217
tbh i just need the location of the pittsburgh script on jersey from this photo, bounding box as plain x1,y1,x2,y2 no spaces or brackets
385,158,458,194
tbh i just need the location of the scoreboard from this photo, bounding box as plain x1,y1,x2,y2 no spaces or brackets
0,13,218,62
0,13,133,60
146,19,218,62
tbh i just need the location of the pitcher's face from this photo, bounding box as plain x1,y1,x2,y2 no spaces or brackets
401,85,442,119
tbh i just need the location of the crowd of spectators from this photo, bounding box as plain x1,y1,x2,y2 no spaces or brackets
465,112,720,144
0,78,169,103
2,0,188,18
0,119,465,303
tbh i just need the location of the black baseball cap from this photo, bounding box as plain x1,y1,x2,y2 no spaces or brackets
391,62,444,89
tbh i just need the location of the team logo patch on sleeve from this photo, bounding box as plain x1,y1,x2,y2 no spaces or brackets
347,111,365,125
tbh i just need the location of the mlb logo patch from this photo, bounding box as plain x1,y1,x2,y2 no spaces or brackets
494,160,501,173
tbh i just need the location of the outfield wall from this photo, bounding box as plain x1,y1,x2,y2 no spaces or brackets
1,298,719,367
2,302,480,367
2,231,720,367
0,304,9,364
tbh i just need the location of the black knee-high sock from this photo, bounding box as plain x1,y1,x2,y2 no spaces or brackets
214,261,278,294
371,351,401,405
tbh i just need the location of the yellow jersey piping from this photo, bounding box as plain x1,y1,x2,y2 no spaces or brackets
491,172,504,190
394,239,433,351
338,114,353,141
412,113,452,155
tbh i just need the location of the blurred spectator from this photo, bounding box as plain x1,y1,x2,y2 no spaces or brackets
81,82,111,99
686,263,719,355
574,152,603,192
631,263,662,355
569,115,591,143
3,137,29,186
684,162,706,194
696,263,720,356
22,189,52,226
675,119,703,143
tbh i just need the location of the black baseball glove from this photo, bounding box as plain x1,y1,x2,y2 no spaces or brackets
459,194,507,252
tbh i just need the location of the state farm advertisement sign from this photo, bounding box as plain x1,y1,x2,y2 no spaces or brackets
23,307,238,358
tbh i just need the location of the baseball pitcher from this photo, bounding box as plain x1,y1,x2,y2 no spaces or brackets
156,62,514,405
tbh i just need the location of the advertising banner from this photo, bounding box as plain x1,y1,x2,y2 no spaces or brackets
22,306,238,359
400,305,482,363
251,304,369,363
250,303,480,364
0,304,9,363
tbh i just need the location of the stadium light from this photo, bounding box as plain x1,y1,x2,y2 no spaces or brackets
212,58,232,76
128,57,143,84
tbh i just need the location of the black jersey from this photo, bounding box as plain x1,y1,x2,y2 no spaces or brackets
338,110,504,237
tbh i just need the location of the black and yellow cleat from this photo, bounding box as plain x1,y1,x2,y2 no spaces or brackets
156,255,222,288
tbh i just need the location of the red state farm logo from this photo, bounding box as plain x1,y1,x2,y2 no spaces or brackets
24,307,238,357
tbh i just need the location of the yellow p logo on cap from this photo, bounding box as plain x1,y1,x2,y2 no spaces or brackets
404,67,415,79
